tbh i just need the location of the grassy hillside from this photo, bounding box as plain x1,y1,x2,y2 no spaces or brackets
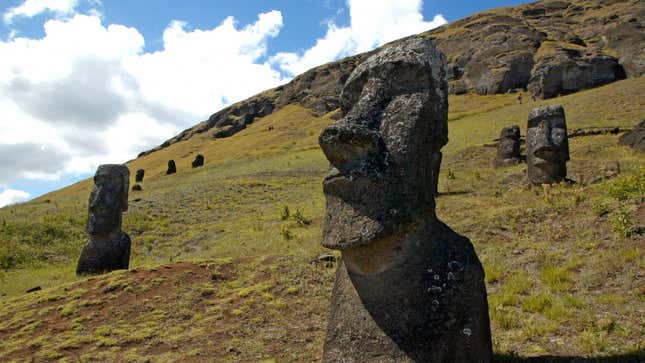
1,78,644,361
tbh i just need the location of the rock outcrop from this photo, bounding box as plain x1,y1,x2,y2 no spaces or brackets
494,125,522,166
319,37,492,362
619,120,645,152
526,105,570,185
76,165,131,275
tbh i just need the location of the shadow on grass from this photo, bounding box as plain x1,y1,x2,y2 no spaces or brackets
437,190,473,196
495,350,645,363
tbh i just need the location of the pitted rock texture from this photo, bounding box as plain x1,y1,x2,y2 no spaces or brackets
166,160,176,175
526,105,570,185
619,120,645,152
137,0,643,157
494,125,522,167
135,169,144,182
319,37,492,362
76,165,131,275
192,154,205,168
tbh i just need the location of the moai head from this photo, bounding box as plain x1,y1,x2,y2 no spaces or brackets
497,125,521,160
319,37,448,250
87,165,129,236
526,106,569,184
135,169,145,182
167,160,176,175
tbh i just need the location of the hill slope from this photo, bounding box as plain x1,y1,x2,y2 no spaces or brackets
1,78,644,361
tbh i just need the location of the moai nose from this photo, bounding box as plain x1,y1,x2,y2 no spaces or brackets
319,124,382,172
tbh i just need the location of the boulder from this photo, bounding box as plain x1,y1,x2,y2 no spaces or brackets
618,120,645,152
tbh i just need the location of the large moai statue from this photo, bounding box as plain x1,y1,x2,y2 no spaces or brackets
318,37,492,362
166,160,176,175
494,125,522,167
135,169,145,182
76,165,131,275
526,105,569,185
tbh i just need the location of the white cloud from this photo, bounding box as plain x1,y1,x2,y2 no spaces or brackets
0,12,286,184
271,0,447,76
3,0,79,24
0,189,31,207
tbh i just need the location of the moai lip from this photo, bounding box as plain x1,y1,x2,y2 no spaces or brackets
319,37,492,363
76,164,131,275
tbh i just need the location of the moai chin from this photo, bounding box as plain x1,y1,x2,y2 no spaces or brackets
318,37,492,362
526,105,569,185
494,125,522,167
76,164,131,275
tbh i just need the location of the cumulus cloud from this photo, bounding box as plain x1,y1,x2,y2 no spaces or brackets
3,0,79,24
0,189,31,207
271,0,447,76
0,12,286,185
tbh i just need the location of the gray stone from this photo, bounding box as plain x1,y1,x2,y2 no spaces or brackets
76,164,131,275
192,154,204,168
494,125,522,167
166,160,176,175
135,169,144,182
619,120,645,152
318,37,492,362
526,105,569,185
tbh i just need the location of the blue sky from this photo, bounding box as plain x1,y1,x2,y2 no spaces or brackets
0,0,529,206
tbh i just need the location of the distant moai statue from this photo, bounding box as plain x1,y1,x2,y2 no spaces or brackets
318,37,492,362
526,105,569,185
166,160,177,175
135,169,145,182
76,165,131,275
192,154,204,168
494,125,522,166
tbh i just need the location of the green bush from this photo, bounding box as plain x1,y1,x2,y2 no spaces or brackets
606,169,645,202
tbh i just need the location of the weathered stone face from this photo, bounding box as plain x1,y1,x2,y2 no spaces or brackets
319,37,448,250
494,125,522,166
87,165,129,236
320,38,492,362
526,105,569,184
78,164,131,275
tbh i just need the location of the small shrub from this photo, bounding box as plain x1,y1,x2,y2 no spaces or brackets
541,264,573,291
521,293,552,313
590,200,610,216
292,209,310,227
606,170,645,202
446,170,456,180
280,205,290,221
610,208,633,237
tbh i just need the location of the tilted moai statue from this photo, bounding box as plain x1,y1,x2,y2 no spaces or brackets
192,154,204,168
166,160,176,175
76,165,131,275
526,105,569,185
494,125,522,167
135,169,145,182
318,37,492,362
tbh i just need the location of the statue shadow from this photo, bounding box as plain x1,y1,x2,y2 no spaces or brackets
494,350,645,363
437,190,472,196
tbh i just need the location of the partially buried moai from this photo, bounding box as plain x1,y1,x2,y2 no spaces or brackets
319,37,492,362
494,125,522,167
526,105,569,185
192,154,204,168
166,160,176,175
135,169,144,182
76,165,131,275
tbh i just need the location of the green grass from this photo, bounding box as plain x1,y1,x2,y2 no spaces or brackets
0,78,644,360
